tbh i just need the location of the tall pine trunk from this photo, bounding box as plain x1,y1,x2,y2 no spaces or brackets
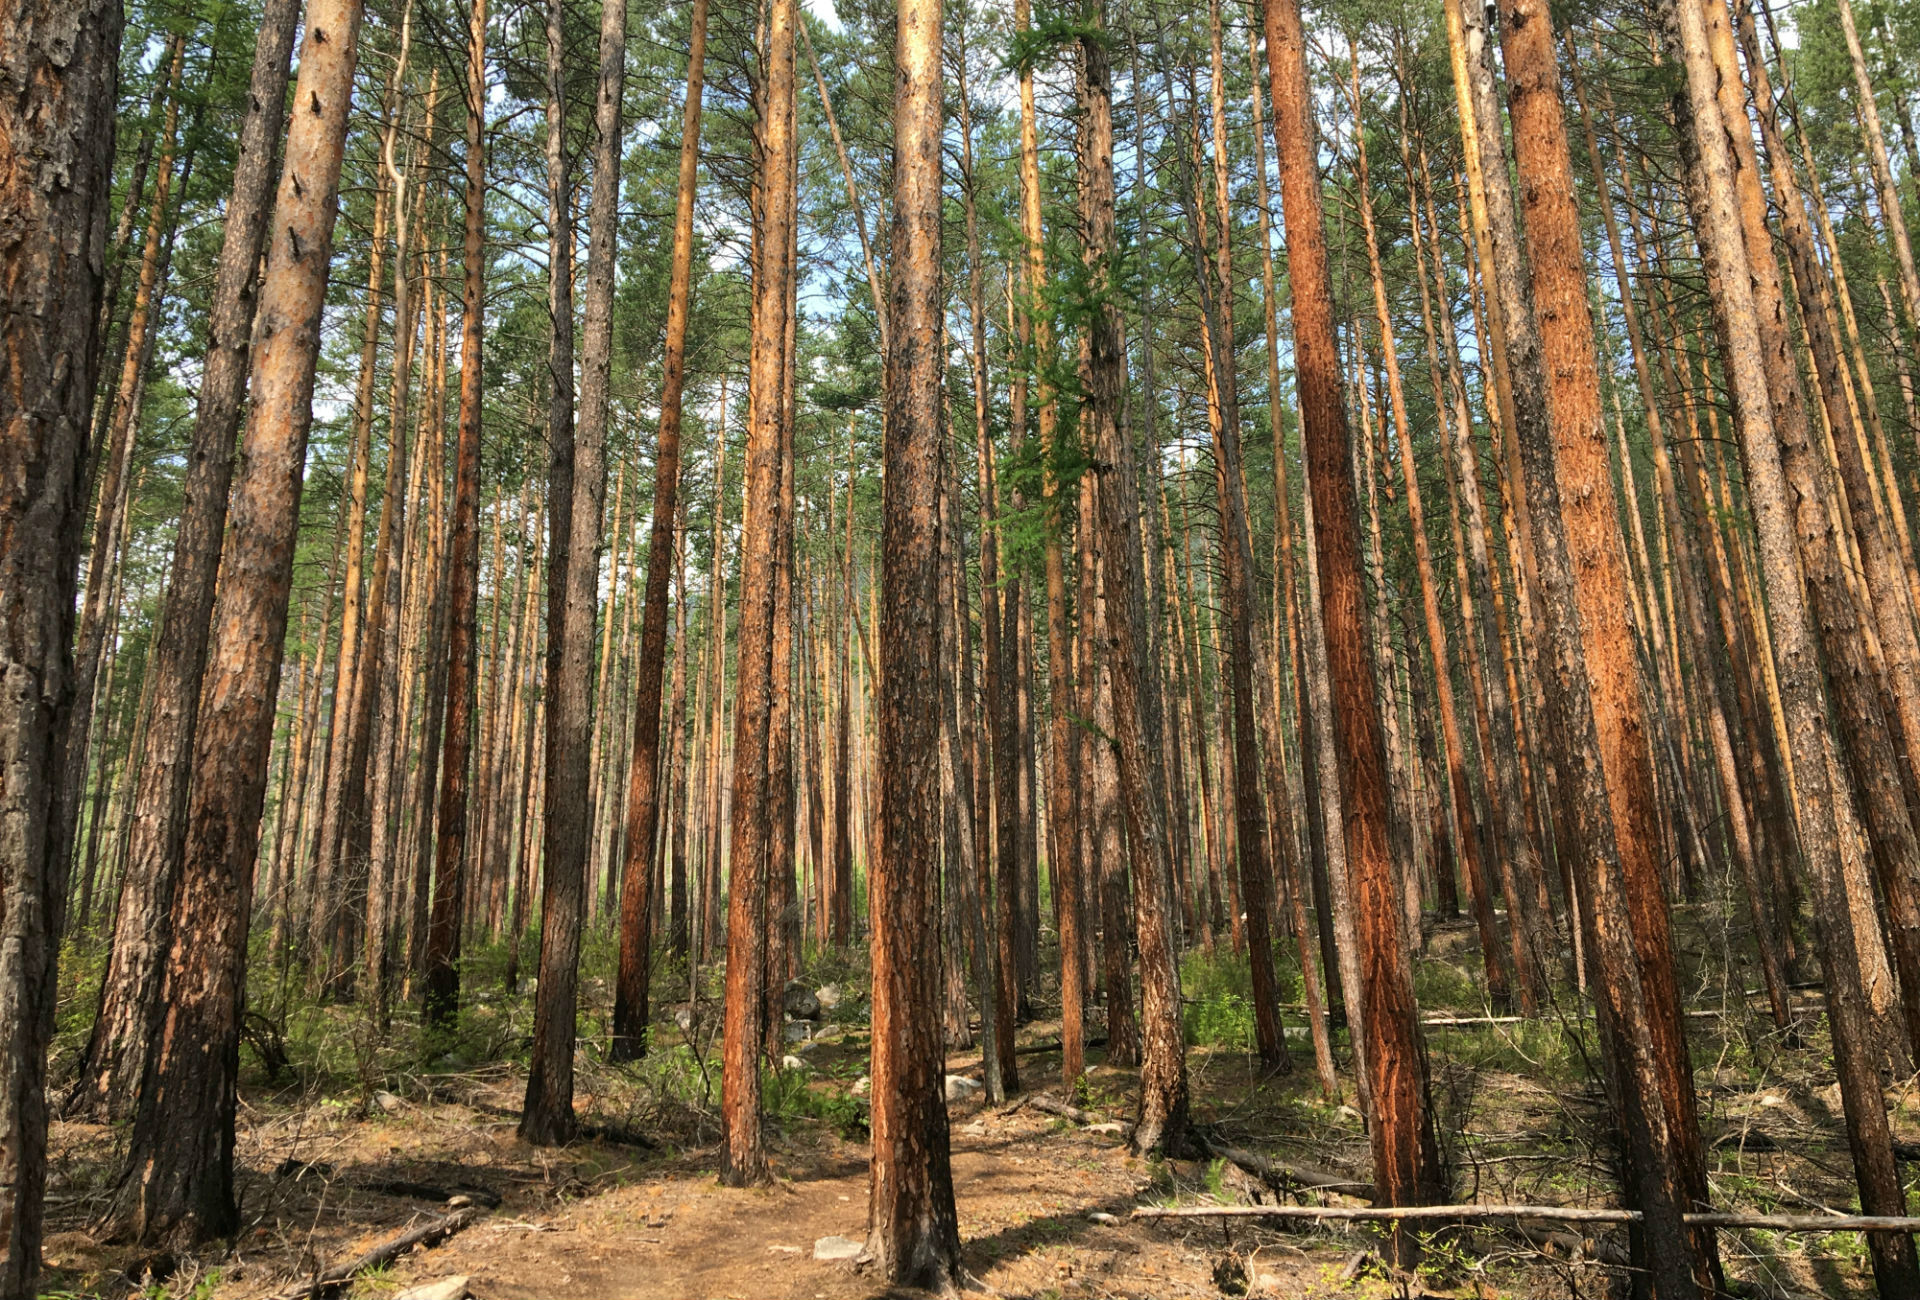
613,0,708,1061
1265,0,1442,1254
866,0,962,1273
424,0,488,1028
117,0,363,1242
71,0,297,1121
0,0,120,1281
720,0,796,1185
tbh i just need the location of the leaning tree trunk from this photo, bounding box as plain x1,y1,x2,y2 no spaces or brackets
55,34,183,911
1265,0,1443,1260
1660,0,1920,1286
70,0,297,1123
1696,0,1920,1068
116,0,363,1245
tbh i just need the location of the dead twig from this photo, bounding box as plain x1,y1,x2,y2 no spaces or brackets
264,1205,481,1299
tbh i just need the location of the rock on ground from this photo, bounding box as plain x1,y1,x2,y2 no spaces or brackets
782,982,822,1021
813,1235,864,1263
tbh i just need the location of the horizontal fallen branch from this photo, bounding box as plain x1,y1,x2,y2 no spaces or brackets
1209,1144,1376,1202
578,1121,657,1149
1130,1204,1920,1232
1028,1094,1100,1125
1009,1036,1108,1057
359,1179,501,1209
1418,1005,1823,1028
268,1206,480,1300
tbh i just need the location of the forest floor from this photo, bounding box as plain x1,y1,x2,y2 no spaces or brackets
37,918,1916,1299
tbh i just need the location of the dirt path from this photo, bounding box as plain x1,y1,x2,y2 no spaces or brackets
376,1099,1356,1300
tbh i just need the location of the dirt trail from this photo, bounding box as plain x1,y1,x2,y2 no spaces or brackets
382,1101,1342,1300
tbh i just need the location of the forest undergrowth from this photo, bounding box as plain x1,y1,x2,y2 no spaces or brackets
37,885,1912,1300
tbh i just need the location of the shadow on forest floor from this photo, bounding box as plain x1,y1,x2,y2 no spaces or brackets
35,916,1908,1299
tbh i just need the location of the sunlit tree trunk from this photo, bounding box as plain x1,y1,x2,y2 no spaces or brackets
721,0,796,1184
1662,0,1916,1285
866,0,961,1273
1266,0,1442,1252
424,0,489,1028
72,0,297,1119
614,0,709,1061
118,0,363,1242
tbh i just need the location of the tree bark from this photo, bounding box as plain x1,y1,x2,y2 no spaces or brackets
70,0,296,1120
1660,0,1919,1285
424,0,488,1029
0,0,120,1281
55,34,183,919
1016,0,1064,1039
522,0,622,1141
117,0,363,1243
612,0,708,1062
1265,0,1443,1254
865,0,962,1278
721,0,796,1184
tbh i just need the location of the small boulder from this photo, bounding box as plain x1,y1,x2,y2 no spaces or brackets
374,1091,404,1114
673,1006,694,1033
783,982,822,1021
394,1278,470,1300
780,1055,806,1073
783,1019,812,1043
944,1074,983,1103
850,1075,871,1096
816,984,843,1011
814,1235,865,1262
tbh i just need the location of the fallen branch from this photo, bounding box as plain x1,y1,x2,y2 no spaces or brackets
1416,1008,1815,1027
269,1206,480,1299
1029,1094,1099,1125
1010,1036,1108,1057
578,1121,657,1149
1509,1222,1632,1267
1129,1204,1920,1232
1209,1144,1376,1202
359,1180,501,1209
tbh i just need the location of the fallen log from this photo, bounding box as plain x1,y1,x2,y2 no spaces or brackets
1209,1144,1376,1201
1029,1094,1100,1125
1510,1222,1632,1268
1129,1204,1920,1232
577,1121,657,1149
269,1206,481,1299
1010,1036,1108,1057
